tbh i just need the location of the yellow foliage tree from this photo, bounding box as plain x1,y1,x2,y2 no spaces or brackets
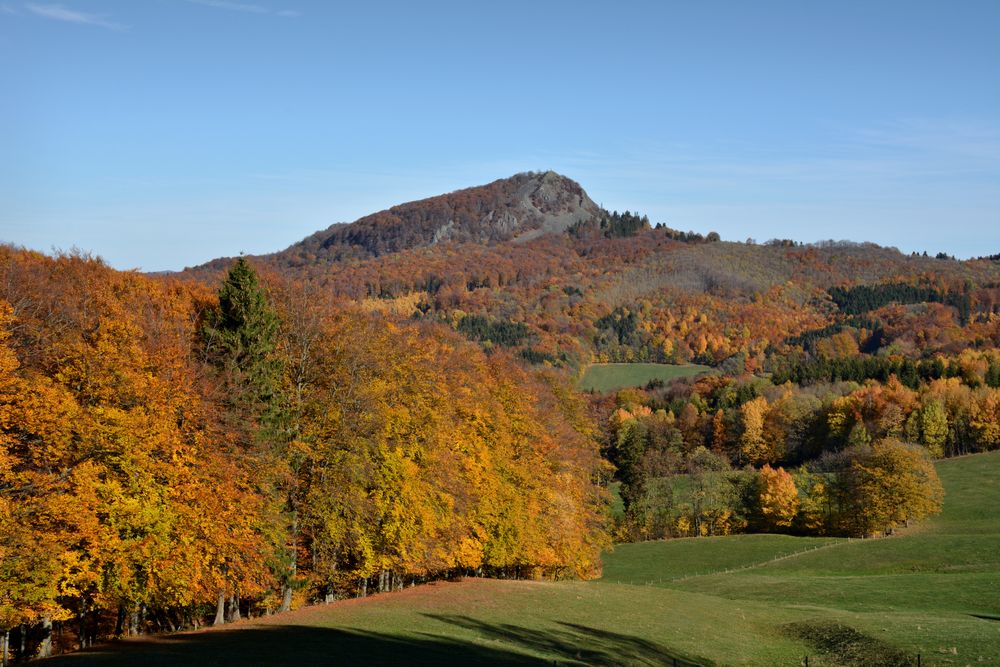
757,465,799,530
739,396,771,465
849,438,944,537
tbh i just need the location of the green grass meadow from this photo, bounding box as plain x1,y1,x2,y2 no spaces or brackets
47,451,1000,666
579,363,712,392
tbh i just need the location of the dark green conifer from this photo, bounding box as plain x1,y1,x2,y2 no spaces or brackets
201,257,282,412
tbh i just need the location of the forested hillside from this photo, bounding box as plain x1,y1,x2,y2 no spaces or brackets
183,173,1000,374
4,172,1000,659
193,171,602,270
179,173,1000,548
0,247,607,658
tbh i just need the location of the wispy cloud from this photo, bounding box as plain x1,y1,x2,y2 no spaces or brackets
25,3,127,30
187,0,299,17
1,4,19,15
852,118,1000,162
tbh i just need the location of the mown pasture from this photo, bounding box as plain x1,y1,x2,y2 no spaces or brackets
579,363,712,393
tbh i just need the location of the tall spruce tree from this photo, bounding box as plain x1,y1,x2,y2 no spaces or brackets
201,257,282,421
200,258,297,617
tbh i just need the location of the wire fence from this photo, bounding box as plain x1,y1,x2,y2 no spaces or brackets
607,538,851,586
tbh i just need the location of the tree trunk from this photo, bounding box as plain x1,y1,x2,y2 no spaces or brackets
115,606,126,637
39,615,53,658
90,607,100,645
2,629,8,667
129,606,141,637
78,599,88,649
228,595,241,623
214,592,226,626
280,508,298,613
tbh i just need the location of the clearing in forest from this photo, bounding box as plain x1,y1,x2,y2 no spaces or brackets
579,362,712,392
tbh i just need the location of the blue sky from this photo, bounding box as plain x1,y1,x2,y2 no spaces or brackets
1,0,998,271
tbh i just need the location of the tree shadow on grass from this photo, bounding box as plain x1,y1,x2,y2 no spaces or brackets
43,624,533,667
41,616,710,667
422,614,711,666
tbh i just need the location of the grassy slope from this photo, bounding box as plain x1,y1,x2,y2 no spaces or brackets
604,451,1000,664
578,363,711,393
600,535,843,583
47,581,804,666
46,452,1000,666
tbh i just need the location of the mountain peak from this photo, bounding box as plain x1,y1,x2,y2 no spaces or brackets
280,171,601,263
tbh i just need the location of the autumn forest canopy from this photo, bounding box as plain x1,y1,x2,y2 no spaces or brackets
3,172,1000,659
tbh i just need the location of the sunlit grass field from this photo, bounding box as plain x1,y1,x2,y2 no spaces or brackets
578,363,712,393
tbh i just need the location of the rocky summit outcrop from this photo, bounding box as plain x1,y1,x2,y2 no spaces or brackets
279,171,600,263
184,171,602,274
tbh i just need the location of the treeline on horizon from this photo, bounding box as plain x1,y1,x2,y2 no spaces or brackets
233,224,1000,376
0,247,608,659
